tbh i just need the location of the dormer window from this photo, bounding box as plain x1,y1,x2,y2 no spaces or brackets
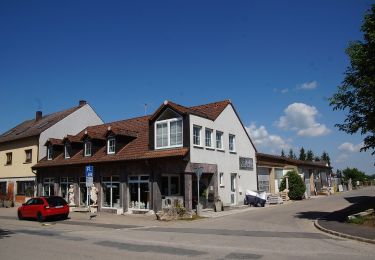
47,146,53,160
107,138,116,154
155,118,182,149
64,144,71,159
84,141,92,157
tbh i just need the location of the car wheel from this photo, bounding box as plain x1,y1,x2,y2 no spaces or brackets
18,211,23,220
37,212,44,222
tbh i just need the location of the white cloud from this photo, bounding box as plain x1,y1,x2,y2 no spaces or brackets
246,123,290,152
281,88,289,93
276,103,330,137
298,81,318,90
338,142,363,153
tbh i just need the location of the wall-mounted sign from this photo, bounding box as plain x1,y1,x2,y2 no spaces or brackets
239,157,253,171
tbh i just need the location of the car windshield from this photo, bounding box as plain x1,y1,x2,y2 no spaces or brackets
45,197,67,207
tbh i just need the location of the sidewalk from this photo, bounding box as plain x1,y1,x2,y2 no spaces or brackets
314,195,375,244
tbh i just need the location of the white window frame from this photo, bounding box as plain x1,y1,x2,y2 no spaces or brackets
216,131,224,150
107,138,116,154
155,118,183,149
193,125,202,147
47,146,53,160
25,149,32,163
102,176,120,208
43,178,55,196
219,172,224,187
64,144,70,159
229,134,236,152
205,128,213,148
84,141,92,157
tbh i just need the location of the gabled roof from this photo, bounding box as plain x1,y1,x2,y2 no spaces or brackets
0,105,84,144
150,100,231,122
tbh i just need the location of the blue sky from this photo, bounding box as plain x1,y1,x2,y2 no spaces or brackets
0,0,374,174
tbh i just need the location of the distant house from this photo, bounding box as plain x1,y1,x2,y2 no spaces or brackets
0,100,103,204
256,153,332,197
33,100,257,213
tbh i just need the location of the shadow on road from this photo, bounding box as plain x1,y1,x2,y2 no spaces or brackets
295,195,375,222
0,228,14,239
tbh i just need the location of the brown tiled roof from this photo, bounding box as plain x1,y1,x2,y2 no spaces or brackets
45,138,63,146
257,153,331,169
34,115,189,168
0,105,82,144
150,100,231,121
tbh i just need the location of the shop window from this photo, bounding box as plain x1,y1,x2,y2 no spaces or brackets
161,175,180,196
129,175,150,210
25,149,32,163
60,177,74,201
16,181,34,197
79,177,89,206
43,178,55,196
102,176,120,208
0,182,6,196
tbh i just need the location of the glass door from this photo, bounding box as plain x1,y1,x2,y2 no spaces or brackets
128,175,150,210
230,173,237,205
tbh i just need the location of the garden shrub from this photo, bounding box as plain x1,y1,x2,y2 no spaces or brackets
279,170,306,200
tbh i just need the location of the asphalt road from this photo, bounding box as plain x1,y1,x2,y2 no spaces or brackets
1,187,374,260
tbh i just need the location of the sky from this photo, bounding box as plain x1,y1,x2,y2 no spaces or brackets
0,0,374,174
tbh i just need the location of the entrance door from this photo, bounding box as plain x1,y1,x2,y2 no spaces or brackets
230,173,237,205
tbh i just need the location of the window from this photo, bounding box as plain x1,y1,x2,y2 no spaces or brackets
64,144,71,159
205,128,213,148
25,149,32,163
219,172,224,187
43,178,55,196
155,119,183,149
193,125,202,146
129,175,150,210
216,131,223,150
16,181,34,197
79,177,89,206
229,134,236,152
5,152,12,165
84,141,92,157
102,176,120,208
107,138,115,154
60,177,74,201
161,175,180,196
0,182,6,195
47,146,53,160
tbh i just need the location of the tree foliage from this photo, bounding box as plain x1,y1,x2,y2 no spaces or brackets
279,170,306,200
288,149,296,159
321,151,331,166
299,147,306,161
342,167,368,185
306,149,314,161
281,149,286,157
329,5,375,155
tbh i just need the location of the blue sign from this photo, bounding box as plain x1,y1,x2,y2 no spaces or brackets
85,165,94,187
85,165,94,178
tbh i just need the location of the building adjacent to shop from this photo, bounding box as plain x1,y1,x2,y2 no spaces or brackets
0,101,103,204
33,100,257,213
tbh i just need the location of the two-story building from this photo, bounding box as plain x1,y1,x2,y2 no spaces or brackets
0,100,103,205
33,100,257,214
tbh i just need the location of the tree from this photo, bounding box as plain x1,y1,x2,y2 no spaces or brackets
329,5,375,155
306,150,314,161
279,170,306,200
299,147,306,161
321,151,331,166
288,149,296,159
281,149,286,157
342,167,367,186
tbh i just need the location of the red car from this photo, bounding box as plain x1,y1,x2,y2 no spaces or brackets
18,196,69,222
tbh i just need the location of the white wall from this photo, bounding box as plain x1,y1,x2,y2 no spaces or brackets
189,104,257,206
38,104,103,159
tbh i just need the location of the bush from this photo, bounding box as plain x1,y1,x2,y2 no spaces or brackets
279,170,306,200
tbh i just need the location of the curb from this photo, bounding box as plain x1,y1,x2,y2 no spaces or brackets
314,219,375,244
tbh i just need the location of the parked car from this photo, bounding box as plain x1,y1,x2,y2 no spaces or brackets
17,196,69,222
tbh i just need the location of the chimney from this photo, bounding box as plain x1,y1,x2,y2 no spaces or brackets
35,111,42,121
79,100,87,106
